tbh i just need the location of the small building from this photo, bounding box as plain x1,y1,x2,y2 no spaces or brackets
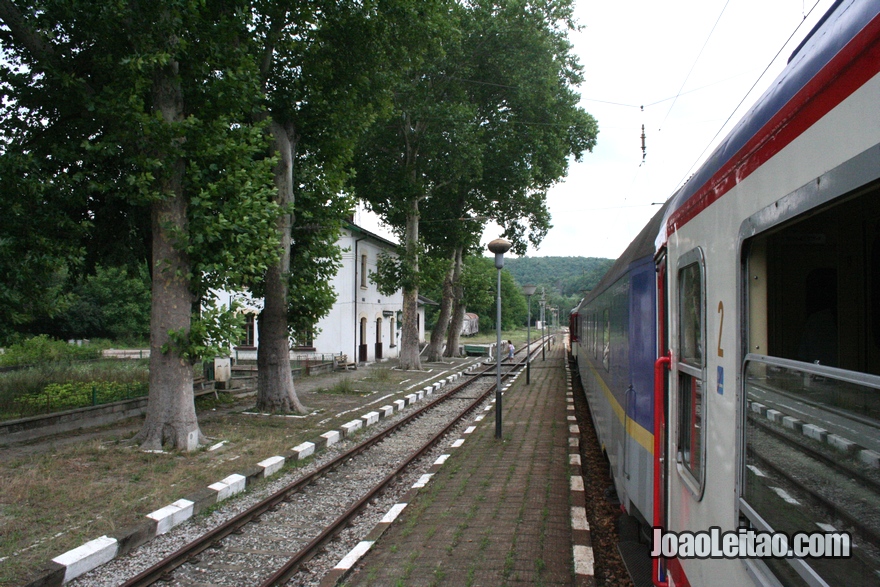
461,312,480,336
417,294,438,345
218,222,407,365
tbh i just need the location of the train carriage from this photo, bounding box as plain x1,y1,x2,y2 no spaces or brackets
573,1,880,585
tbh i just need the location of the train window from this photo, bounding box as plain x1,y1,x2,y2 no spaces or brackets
679,262,703,367
677,248,706,496
741,185,880,586
602,308,610,371
742,358,880,586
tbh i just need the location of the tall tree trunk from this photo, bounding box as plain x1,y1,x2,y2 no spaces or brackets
444,246,465,358
399,197,422,370
426,256,454,362
135,62,202,451
256,121,307,413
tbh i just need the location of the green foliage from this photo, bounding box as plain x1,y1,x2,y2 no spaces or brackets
0,358,149,419
13,381,148,414
184,116,282,295
460,257,527,331
412,254,456,329
352,0,600,364
285,192,350,345
448,254,614,332
0,0,284,354
503,255,615,318
0,336,102,367
0,152,83,343
318,378,368,396
60,265,151,343
372,243,429,297
504,257,614,297
164,298,244,363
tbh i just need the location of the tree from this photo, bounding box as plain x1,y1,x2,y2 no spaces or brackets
459,256,526,332
0,0,282,450
247,0,400,412
359,0,597,364
352,0,484,371
22,264,152,343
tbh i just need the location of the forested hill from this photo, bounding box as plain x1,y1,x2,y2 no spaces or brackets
504,256,615,298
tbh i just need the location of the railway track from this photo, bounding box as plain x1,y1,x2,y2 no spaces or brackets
81,340,547,587
746,415,880,579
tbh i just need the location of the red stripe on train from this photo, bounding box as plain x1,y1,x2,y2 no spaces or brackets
667,13,880,237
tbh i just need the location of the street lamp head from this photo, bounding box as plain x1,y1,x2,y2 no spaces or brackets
487,238,512,269
522,284,537,297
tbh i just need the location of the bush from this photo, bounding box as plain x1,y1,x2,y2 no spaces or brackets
0,358,148,420
13,380,148,413
0,335,102,367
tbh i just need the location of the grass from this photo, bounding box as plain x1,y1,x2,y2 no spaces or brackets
317,377,361,395
362,363,394,383
0,409,321,586
0,354,469,587
452,327,555,348
0,359,151,421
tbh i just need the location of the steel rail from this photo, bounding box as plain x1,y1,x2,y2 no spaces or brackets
120,350,533,587
259,367,501,586
748,416,880,496
747,444,880,547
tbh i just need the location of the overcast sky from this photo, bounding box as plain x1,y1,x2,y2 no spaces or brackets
354,0,838,260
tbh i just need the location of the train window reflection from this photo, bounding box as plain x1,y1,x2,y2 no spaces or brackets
742,357,880,586
677,251,706,494
679,262,703,368
679,372,703,476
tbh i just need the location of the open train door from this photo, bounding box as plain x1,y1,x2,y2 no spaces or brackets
653,249,671,587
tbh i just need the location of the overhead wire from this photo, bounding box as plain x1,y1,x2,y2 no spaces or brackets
671,0,826,192
658,0,732,132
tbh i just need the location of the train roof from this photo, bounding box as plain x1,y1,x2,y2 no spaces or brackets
577,200,670,311
658,0,880,247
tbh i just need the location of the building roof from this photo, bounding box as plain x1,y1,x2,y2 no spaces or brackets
418,294,439,306
344,221,399,250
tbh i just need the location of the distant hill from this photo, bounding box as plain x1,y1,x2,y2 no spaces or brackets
504,256,614,299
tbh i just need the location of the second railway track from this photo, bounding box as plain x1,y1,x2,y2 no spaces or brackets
70,339,548,587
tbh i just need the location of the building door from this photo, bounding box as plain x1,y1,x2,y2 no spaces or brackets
359,317,368,362
375,317,383,360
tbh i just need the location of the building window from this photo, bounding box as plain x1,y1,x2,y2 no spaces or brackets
292,330,314,350
360,254,368,288
240,314,256,347
677,248,706,496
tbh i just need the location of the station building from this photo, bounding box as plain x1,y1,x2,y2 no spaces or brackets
216,222,431,366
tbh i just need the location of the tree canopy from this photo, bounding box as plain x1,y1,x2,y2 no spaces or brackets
354,0,598,368
0,0,283,449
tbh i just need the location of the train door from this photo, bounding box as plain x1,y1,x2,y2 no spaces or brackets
653,250,671,586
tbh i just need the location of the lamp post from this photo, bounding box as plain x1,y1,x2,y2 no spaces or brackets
488,237,512,439
522,284,537,384
540,288,546,360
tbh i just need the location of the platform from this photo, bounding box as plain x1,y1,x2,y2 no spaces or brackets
334,340,595,586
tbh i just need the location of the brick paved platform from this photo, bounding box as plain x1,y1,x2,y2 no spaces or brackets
336,339,590,587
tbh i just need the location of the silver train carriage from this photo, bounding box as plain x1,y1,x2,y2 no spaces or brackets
572,1,880,585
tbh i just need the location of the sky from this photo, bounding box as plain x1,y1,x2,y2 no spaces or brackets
353,0,839,260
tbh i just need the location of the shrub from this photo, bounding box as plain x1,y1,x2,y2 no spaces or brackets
0,335,101,367
0,358,149,420
12,381,148,414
